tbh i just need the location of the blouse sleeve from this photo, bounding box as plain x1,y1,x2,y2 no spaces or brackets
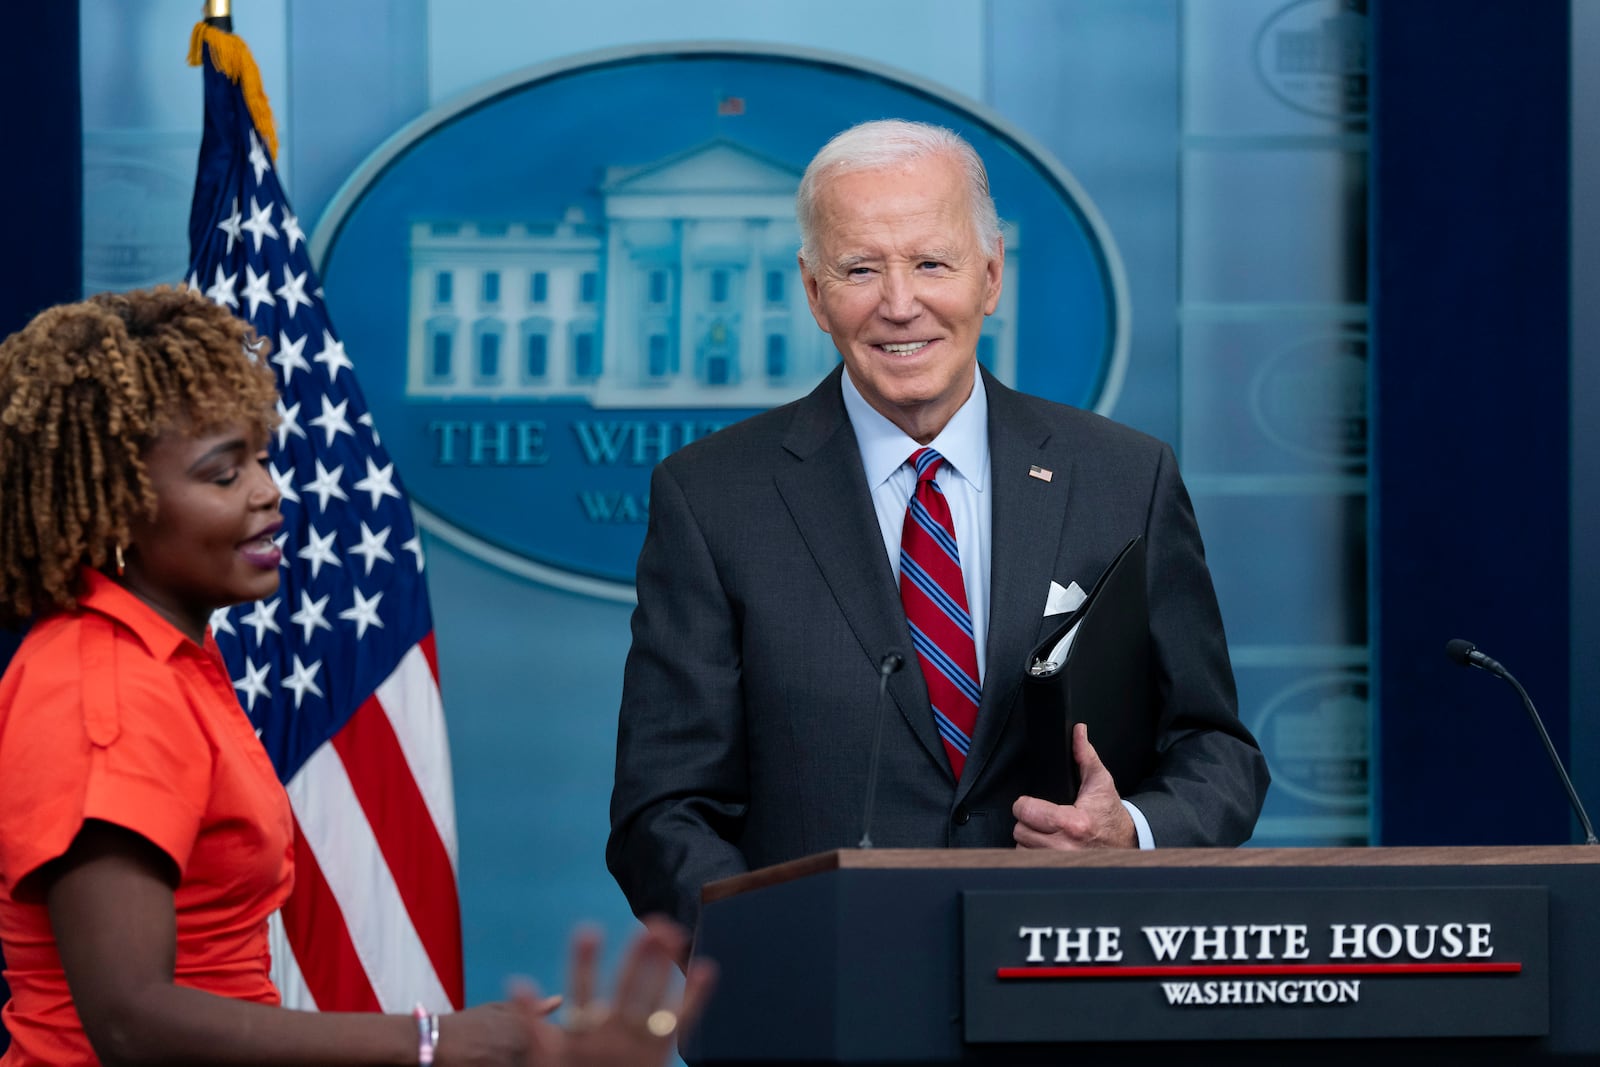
0,616,213,898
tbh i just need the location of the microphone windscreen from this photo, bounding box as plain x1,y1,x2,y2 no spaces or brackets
1444,638,1476,666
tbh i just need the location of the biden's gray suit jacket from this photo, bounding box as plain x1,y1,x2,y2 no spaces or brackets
606,366,1269,930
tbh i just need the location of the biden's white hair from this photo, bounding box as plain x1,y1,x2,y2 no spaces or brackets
796,119,1002,270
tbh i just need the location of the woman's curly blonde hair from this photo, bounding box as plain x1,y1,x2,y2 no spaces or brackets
0,285,279,625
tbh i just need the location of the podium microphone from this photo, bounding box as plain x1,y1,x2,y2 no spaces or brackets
1446,638,1599,844
859,651,905,849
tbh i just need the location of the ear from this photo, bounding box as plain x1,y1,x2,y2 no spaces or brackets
799,251,832,333
982,235,1005,317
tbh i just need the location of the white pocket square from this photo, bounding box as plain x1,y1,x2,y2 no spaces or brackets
1044,579,1087,617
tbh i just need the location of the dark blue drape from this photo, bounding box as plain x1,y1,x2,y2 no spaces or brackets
0,2,81,1049
1371,0,1573,844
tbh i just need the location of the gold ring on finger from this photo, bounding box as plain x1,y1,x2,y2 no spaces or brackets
645,1009,678,1038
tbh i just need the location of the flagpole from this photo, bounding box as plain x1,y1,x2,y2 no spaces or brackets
204,0,232,31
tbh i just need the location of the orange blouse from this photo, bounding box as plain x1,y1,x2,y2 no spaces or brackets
0,569,293,1065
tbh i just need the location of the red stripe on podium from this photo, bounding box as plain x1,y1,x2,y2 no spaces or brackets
997,962,1523,979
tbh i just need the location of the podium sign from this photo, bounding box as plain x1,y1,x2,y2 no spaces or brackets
689,848,1600,1065
962,886,1548,1042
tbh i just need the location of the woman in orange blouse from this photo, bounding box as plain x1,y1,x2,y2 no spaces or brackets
0,287,711,1066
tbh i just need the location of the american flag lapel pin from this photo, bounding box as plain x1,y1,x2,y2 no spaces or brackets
1028,464,1054,482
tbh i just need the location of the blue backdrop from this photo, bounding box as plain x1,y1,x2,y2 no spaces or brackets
1,0,1594,1018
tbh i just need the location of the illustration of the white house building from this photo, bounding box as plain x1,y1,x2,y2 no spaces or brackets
406,139,1020,406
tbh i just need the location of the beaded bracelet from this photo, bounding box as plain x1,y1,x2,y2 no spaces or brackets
413,1003,439,1065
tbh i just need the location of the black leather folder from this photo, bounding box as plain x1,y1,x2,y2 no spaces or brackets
1022,535,1156,804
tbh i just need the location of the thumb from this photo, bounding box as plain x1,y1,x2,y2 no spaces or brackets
1073,722,1113,791
508,979,565,1059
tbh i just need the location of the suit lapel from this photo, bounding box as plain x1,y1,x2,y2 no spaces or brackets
957,373,1073,802
773,368,950,775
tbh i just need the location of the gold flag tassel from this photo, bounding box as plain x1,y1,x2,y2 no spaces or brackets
187,19,279,161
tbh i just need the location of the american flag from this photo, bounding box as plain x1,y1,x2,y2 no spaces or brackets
185,24,464,1013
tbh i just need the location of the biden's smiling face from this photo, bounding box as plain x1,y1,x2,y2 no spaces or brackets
800,151,1004,444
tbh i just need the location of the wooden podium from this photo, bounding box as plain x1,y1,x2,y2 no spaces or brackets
683,846,1600,1065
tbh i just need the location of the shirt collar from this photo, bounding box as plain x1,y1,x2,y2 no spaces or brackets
76,567,194,662
841,364,990,492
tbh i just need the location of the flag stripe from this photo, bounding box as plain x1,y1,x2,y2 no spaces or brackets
284,742,451,1011
289,744,453,1013
332,688,465,1007
266,911,318,1010
373,643,459,868
279,814,382,1014
419,631,441,683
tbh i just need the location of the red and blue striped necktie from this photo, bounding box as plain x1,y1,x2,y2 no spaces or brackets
899,447,981,778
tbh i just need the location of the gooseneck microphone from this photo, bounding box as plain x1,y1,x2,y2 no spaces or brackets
1444,638,1505,675
1446,638,1599,844
859,651,905,849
